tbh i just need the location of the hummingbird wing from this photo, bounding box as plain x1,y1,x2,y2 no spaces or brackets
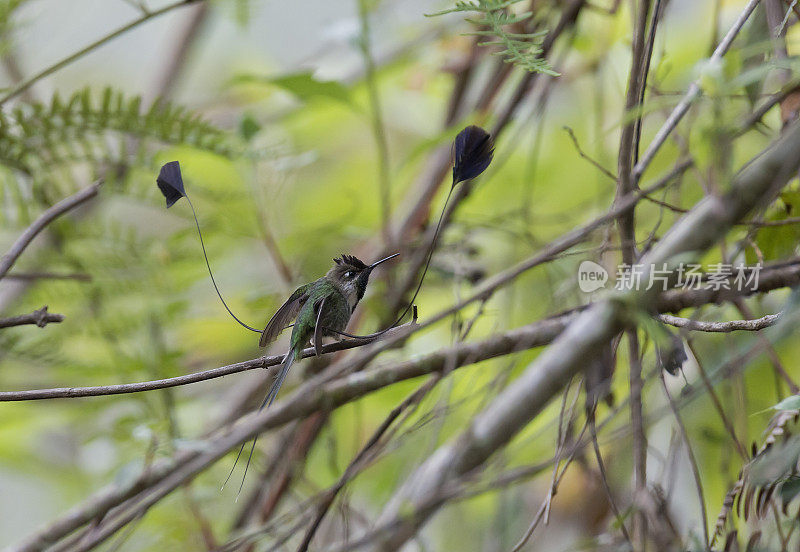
259,282,312,347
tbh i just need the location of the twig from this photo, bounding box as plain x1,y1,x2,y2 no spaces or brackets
0,306,64,329
4,272,92,282
4,254,799,404
686,340,749,460
657,312,781,332
150,1,208,102
659,371,709,547
733,299,798,393
0,182,101,280
588,411,632,544
357,118,800,552
510,382,585,551
1,49,36,103
616,0,651,263
297,379,436,552
0,321,416,402
4,314,575,552
633,0,761,181
740,215,800,227
563,126,617,181
627,333,648,547
618,4,656,543
633,0,663,168
0,0,204,105
357,0,393,248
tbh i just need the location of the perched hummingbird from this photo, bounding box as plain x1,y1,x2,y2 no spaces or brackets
154,161,400,493
223,252,398,493
155,123,493,494
258,252,399,407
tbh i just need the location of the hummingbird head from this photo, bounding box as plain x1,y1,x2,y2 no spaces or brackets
328,253,398,309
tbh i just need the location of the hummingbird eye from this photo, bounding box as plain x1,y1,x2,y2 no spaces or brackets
344,271,355,279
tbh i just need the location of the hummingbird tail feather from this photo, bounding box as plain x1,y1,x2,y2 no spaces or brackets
184,196,260,334
221,441,248,492
234,350,297,499
263,350,295,409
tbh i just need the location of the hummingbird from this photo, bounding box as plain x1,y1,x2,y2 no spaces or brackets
155,160,401,493
224,252,398,494
155,123,493,494
257,251,399,407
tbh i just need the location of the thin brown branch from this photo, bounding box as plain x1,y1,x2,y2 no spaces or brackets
735,298,799,393
297,379,436,552
511,383,587,551
0,321,417,402
686,340,749,460
563,125,617,181
633,0,761,181
621,6,657,540
4,271,92,282
657,313,781,333
1,49,36,103
0,181,101,280
659,372,709,547
628,333,649,549
3,254,799,404
588,412,633,544
0,0,204,106
356,119,800,552
150,2,208,101
0,305,64,329
357,0,393,248
5,314,573,552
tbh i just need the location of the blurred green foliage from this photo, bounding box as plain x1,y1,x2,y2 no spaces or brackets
3,0,800,550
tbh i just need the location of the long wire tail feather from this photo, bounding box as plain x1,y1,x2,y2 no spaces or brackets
393,186,454,325
184,196,260,334
329,187,454,341
234,351,296,499
221,441,248,492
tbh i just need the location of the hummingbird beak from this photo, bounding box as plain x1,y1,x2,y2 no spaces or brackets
368,252,399,270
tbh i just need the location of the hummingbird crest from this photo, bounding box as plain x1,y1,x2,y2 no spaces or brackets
333,254,367,269
329,254,371,309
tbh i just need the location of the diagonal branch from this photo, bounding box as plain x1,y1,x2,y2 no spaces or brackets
10,257,800,548
633,0,760,181
0,1,204,106
359,119,800,551
3,255,799,402
0,182,101,280
5,315,570,552
0,321,417,401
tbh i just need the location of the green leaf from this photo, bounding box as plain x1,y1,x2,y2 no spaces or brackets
239,113,261,141
747,189,800,264
780,476,800,506
234,71,352,105
749,435,800,485
772,395,800,411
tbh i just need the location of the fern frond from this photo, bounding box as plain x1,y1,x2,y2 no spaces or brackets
428,0,556,76
0,87,234,174
711,410,800,546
